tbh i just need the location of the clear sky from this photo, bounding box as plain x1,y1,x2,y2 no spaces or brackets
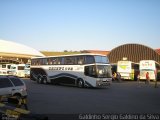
0,0,160,51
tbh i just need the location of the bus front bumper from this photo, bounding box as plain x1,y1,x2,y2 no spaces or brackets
96,78,112,87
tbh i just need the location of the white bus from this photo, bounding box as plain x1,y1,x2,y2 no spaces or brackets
24,64,30,78
9,64,26,77
30,53,112,88
140,60,160,81
117,61,139,80
0,64,12,75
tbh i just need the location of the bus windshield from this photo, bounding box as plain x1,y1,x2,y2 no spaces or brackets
18,66,25,70
140,69,153,71
84,65,112,78
2,65,6,68
25,64,30,69
11,66,16,69
97,65,112,78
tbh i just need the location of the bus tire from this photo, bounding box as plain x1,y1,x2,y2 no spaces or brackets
77,79,84,88
37,75,42,84
42,76,47,84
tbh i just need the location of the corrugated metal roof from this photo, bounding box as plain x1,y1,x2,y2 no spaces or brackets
108,44,160,64
155,49,160,55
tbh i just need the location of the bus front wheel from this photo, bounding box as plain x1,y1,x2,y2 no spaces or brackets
77,79,84,88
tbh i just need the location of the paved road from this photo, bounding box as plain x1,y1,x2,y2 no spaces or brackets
23,79,160,114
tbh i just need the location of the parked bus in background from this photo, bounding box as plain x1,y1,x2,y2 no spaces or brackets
24,64,30,78
0,64,12,75
30,53,112,88
9,64,26,77
117,61,139,80
139,60,160,81
111,64,117,81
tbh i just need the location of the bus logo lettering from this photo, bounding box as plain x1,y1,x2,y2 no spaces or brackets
49,67,73,71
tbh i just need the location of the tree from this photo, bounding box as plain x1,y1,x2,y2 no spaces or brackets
64,50,68,52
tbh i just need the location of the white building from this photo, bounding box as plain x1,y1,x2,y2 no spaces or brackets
0,39,44,64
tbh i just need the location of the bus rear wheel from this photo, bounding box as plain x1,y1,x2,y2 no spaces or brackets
37,75,42,84
77,79,84,88
42,76,47,84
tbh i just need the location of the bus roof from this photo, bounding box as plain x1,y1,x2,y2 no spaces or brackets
140,60,156,62
117,60,139,64
140,60,160,65
31,53,107,59
10,64,26,66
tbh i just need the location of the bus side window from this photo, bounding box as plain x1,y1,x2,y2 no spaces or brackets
57,58,61,64
31,60,34,65
43,58,48,65
65,57,75,65
77,56,84,65
71,57,76,64
84,66,96,77
52,58,57,65
48,58,52,65
60,57,64,65
57,58,62,65
49,58,54,65
84,66,89,75
34,60,36,65
36,60,39,65
85,56,95,64
2,65,6,68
